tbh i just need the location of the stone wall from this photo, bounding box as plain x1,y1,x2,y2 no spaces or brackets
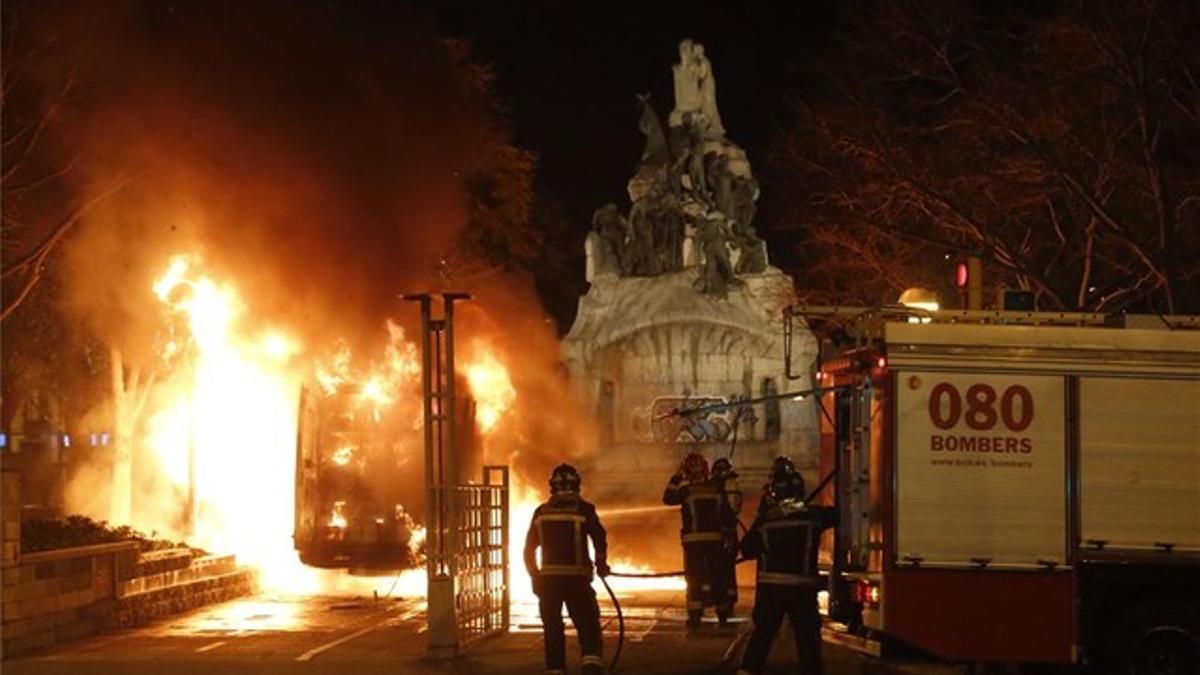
0,470,257,659
1,541,140,657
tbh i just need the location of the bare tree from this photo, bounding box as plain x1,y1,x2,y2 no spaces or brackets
1,5,126,322
771,0,1200,312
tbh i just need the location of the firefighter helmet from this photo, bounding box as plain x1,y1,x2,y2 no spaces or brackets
680,452,710,482
711,457,734,480
767,456,805,502
549,463,581,495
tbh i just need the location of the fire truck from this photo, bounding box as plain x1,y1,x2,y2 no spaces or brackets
791,307,1200,673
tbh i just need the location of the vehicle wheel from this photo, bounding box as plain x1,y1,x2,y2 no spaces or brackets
1103,600,1200,675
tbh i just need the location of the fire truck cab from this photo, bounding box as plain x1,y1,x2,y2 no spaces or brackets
798,307,1200,673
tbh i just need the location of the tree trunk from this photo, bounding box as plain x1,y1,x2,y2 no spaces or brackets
108,345,157,526
109,346,133,525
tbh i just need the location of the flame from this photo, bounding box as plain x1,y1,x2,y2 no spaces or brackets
315,341,352,394
144,254,316,591
330,446,354,466
329,501,348,529
457,347,683,607
503,478,685,612
464,343,516,433
122,253,673,605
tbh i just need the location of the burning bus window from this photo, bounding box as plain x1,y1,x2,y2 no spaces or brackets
294,382,421,574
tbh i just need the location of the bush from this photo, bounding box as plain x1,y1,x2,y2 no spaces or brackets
21,515,195,554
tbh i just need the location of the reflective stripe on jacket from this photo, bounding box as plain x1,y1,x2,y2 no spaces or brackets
524,495,607,578
740,500,836,587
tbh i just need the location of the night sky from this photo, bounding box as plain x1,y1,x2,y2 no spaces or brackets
422,1,840,251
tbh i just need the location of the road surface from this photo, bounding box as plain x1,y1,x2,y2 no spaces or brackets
5,588,970,674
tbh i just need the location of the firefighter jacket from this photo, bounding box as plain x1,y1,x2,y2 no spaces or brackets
740,499,836,587
714,475,743,536
524,494,608,579
663,476,736,544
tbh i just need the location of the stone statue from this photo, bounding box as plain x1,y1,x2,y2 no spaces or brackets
692,43,725,138
734,226,768,274
627,198,659,276
683,114,709,201
670,39,704,128
585,38,765,288
636,94,669,168
653,191,684,272
670,39,724,138
731,176,759,230
706,153,736,222
667,123,690,197
693,212,737,296
592,203,629,276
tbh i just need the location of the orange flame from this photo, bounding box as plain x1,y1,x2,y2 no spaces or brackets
110,253,673,603
463,341,516,434
144,254,315,590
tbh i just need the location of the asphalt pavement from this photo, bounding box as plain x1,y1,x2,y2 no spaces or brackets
3,588,969,675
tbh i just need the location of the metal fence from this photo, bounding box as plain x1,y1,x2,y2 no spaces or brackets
454,465,510,649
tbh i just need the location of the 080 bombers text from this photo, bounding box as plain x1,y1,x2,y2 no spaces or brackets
930,435,1033,453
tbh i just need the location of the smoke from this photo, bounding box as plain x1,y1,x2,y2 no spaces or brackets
14,0,497,352
8,0,597,543
459,277,598,488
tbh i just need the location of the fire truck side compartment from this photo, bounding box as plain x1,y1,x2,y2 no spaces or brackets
817,316,1200,665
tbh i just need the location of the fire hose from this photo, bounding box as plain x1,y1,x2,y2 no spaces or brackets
598,574,624,673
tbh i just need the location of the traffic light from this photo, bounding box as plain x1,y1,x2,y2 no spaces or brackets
955,257,982,310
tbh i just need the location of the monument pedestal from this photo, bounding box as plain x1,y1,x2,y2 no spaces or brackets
564,267,818,493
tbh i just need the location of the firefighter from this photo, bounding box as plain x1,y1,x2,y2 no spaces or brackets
710,457,742,621
524,464,610,675
663,451,736,628
737,456,836,675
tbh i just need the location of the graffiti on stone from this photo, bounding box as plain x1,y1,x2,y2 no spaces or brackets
641,395,759,444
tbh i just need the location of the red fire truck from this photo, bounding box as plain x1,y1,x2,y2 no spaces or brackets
792,307,1200,673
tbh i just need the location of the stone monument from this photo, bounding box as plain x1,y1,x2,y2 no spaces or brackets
566,40,819,497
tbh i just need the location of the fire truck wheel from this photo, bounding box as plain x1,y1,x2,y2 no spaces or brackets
1102,600,1200,675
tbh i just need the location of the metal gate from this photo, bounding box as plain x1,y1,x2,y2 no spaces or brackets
454,465,510,648
408,293,510,657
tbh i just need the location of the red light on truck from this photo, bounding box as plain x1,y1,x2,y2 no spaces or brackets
854,580,881,606
877,356,887,369
955,260,970,288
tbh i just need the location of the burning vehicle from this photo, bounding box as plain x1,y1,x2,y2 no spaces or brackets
293,383,424,574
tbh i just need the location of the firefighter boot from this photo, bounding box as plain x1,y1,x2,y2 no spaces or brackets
581,654,606,675
717,606,732,628
686,609,703,630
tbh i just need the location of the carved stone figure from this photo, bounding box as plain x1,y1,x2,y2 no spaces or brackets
585,38,765,287
627,198,659,276
667,124,691,197
669,39,725,139
706,153,736,222
692,43,725,137
670,39,704,128
636,94,669,168
684,114,709,201
693,213,736,296
734,226,768,274
731,176,759,230
653,191,684,272
592,203,629,276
